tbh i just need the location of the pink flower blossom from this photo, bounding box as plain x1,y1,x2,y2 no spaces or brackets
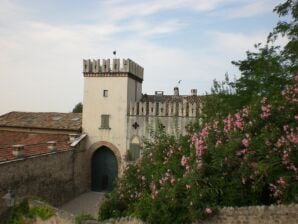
181,156,189,167
205,208,212,215
242,138,250,148
236,149,247,157
260,104,271,119
195,139,207,157
199,124,210,139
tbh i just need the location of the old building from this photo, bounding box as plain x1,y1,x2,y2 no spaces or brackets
82,58,202,191
0,58,202,213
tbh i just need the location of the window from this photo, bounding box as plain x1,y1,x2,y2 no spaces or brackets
103,90,108,97
100,114,110,129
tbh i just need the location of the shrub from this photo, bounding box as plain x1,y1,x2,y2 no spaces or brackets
99,75,298,223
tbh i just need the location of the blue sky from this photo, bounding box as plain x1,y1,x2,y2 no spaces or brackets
0,0,285,114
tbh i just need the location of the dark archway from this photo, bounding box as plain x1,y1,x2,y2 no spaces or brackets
91,146,118,192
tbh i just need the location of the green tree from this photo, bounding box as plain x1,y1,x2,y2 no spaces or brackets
202,0,297,121
72,102,83,113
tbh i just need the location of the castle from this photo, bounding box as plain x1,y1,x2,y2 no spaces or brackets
0,58,202,214
82,58,202,191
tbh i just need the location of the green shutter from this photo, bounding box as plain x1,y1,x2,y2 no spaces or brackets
101,115,110,129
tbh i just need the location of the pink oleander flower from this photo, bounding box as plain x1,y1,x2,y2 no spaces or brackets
205,208,212,215
195,139,207,157
260,104,271,119
199,124,210,139
242,138,250,148
236,149,247,157
287,132,298,144
141,176,146,181
223,114,234,133
295,115,298,120
181,155,189,167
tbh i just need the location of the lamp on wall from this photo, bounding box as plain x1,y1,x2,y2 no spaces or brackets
2,190,15,207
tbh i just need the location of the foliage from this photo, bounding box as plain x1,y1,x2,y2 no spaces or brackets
7,198,54,224
99,76,298,223
72,102,83,113
75,213,96,224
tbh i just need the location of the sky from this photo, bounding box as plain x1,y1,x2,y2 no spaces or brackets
0,0,285,115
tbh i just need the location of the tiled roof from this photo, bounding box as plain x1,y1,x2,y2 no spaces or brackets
0,130,70,162
140,94,204,104
0,112,82,131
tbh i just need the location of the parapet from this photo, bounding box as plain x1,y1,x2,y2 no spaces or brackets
83,58,144,81
128,101,201,117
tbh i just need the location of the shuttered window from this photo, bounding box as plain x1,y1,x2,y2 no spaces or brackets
100,114,110,129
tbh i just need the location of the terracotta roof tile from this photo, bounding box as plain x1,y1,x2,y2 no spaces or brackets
0,112,82,131
0,130,70,162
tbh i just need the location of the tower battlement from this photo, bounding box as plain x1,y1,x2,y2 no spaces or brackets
83,58,144,81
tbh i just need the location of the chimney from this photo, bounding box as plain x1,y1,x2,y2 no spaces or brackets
155,91,164,96
47,141,57,152
191,89,197,96
12,145,24,158
174,87,179,96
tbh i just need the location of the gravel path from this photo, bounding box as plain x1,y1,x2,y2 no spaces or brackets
59,191,106,218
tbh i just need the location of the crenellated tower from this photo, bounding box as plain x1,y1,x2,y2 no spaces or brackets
82,58,144,165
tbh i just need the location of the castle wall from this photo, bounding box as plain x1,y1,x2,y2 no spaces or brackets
0,139,89,215
127,116,196,150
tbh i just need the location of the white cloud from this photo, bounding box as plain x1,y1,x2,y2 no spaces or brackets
0,0,282,115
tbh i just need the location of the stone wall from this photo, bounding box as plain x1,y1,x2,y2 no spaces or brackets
81,204,298,224
199,204,298,224
0,139,89,215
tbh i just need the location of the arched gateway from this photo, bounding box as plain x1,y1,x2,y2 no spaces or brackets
91,146,118,191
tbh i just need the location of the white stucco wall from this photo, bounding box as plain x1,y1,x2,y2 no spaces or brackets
126,115,197,150
83,76,127,156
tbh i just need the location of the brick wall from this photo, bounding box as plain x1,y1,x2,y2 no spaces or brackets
0,139,89,215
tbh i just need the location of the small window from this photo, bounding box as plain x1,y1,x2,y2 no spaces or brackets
100,114,110,129
103,90,108,97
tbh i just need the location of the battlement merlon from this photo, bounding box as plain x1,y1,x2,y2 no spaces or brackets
83,58,144,81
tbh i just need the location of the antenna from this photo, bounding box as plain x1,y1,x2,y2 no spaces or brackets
113,50,116,56
177,80,182,86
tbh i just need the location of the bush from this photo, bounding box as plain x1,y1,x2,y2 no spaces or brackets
7,198,54,224
99,75,298,224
